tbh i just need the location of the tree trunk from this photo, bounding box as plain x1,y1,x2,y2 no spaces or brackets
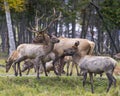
4,0,16,55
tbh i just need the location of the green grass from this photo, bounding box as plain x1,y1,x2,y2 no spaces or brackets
0,76,120,96
0,59,120,96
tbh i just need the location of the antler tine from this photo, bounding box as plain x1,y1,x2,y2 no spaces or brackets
28,12,45,33
42,8,62,32
27,22,39,33
53,7,56,16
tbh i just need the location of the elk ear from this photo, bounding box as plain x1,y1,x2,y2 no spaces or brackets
75,41,79,47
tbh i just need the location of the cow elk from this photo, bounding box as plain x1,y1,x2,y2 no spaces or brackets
63,41,117,93
6,34,59,79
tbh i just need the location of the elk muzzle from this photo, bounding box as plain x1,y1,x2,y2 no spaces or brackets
6,63,12,73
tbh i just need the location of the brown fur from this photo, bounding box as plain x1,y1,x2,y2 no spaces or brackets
53,37,95,75
114,66,120,75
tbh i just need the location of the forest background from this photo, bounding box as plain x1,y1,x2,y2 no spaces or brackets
0,0,120,57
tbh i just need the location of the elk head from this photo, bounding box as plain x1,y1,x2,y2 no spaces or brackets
63,41,80,56
28,8,62,44
6,60,13,73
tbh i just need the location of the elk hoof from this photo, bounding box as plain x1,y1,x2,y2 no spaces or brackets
15,73,18,76
62,70,66,74
37,76,40,80
66,73,69,76
70,73,72,76
45,74,48,76
77,73,80,76
20,73,22,76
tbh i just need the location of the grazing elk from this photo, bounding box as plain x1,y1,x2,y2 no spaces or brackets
63,41,117,93
6,34,59,79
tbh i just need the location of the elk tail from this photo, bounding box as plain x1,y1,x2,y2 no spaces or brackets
87,41,95,55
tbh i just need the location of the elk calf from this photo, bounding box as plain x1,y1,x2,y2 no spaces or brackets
21,52,58,75
21,59,35,75
22,60,56,74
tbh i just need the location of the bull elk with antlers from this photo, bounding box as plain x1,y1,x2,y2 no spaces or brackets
26,8,95,75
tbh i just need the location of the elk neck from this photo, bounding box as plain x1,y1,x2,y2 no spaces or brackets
43,41,55,56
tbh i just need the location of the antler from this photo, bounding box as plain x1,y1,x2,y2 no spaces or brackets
27,10,44,33
27,8,62,35
42,8,62,32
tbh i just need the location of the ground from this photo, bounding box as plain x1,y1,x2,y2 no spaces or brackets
0,58,120,96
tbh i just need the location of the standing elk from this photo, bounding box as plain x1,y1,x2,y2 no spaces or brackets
63,41,117,93
52,37,95,75
6,34,59,79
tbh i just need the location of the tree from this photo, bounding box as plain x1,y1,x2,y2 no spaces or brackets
0,0,26,54
4,0,15,54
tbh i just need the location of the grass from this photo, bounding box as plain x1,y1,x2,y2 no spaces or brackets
0,76,120,96
0,58,120,96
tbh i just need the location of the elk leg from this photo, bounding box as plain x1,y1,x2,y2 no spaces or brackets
13,56,27,76
66,61,70,76
59,56,65,75
37,66,40,79
53,57,61,75
75,64,80,76
36,63,40,79
70,62,74,76
106,73,113,92
12,63,18,76
89,73,94,93
83,72,87,87
112,76,116,87
40,57,48,76
26,68,30,75
42,62,48,76
17,62,22,76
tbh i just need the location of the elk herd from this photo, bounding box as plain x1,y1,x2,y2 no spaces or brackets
4,10,120,93
5,30,120,93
